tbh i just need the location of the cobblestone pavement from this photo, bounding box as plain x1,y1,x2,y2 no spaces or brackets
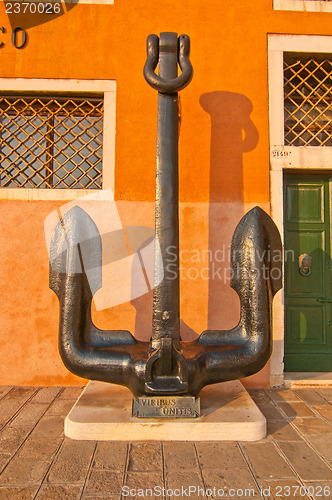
0,386,332,499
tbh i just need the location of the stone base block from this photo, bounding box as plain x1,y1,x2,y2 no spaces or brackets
65,380,266,441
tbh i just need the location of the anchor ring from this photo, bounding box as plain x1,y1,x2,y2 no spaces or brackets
143,34,193,93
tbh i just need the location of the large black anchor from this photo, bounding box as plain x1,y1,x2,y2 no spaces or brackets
49,32,282,411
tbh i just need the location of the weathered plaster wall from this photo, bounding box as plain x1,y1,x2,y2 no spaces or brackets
1,0,332,386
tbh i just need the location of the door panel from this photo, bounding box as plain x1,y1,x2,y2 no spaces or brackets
284,174,332,371
287,306,325,344
286,230,325,296
285,184,324,224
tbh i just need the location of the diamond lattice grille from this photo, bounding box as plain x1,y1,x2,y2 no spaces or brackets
0,95,103,188
284,54,332,146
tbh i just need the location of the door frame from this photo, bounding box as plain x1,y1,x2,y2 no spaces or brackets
268,34,332,385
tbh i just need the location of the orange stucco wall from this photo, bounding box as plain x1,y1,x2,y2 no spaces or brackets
1,0,332,387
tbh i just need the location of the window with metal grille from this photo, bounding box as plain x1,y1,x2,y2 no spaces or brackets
284,53,332,147
0,94,103,188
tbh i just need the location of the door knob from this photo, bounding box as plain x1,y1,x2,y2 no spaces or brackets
299,253,312,276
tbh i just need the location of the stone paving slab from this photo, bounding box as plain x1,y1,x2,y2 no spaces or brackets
92,442,127,471
163,442,197,471
0,386,331,499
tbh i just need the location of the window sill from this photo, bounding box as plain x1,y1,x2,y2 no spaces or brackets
274,0,332,12
0,188,114,201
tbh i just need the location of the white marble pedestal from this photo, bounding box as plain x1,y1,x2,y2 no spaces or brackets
65,380,266,441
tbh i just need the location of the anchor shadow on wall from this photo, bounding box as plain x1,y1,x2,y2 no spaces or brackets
200,91,259,330
130,91,259,341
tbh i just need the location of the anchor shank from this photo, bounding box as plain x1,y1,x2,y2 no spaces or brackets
152,32,180,350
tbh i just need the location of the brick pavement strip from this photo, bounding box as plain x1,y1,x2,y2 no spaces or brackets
248,389,272,405
45,398,77,417
85,469,123,496
302,481,332,500
0,388,37,428
0,455,11,475
163,442,197,471
16,437,62,461
92,441,127,470
82,497,121,500
315,389,332,403
276,402,316,418
165,471,203,500
244,442,295,479
267,421,302,442
0,388,12,401
128,443,162,471
0,425,31,455
253,403,286,422
313,405,332,423
58,387,84,400
30,388,62,405
2,388,36,402
0,487,38,499
124,472,164,496
30,415,65,439
36,484,82,499
9,403,49,428
82,496,120,500
305,435,332,462
0,457,51,486
195,442,248,469
266,389,301,403
291,416,332,435
294,389,331,407
47,438,95,484
201,467,260,498
278,441,332,481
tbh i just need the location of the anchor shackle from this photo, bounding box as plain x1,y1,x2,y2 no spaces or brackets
144,33,193,93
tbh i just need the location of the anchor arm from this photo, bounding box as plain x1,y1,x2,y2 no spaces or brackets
195,206,282,385
49,206,138,388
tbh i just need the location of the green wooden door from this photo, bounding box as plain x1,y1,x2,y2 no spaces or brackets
284,174,332,371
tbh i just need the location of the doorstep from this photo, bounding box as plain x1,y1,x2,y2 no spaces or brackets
284,372,332,388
